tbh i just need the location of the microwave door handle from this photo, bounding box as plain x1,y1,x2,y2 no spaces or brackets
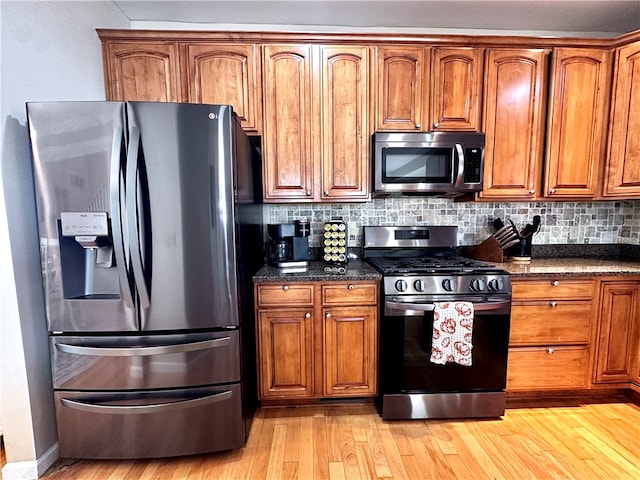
385,300,511,312
454,143,465,187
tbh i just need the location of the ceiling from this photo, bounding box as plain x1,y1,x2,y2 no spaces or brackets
113,0,640,37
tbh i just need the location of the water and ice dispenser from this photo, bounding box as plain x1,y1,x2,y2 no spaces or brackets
58,212,120,299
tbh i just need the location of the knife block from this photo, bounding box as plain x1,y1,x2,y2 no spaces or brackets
467,236,505,263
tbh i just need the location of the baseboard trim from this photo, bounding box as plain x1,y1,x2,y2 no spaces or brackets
1,442,58,480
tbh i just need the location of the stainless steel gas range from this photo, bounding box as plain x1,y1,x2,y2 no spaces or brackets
364,226,512,420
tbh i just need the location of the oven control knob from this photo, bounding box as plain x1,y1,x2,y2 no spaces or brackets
395,279,408,292
414,279,427,292
488,278,504,292
442,278,457,292
470,278,486,292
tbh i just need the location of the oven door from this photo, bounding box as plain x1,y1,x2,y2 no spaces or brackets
379,295,511,410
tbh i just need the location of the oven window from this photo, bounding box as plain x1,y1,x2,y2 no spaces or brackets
382,147,453,183
379,310,510,394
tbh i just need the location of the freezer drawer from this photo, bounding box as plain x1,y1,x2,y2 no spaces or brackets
54,384,245,459
51,331,241,390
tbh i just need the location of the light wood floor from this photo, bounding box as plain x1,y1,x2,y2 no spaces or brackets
4,398,640,479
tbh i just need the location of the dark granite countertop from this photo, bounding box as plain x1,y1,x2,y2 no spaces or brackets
253,260,382,282
493,258,640,278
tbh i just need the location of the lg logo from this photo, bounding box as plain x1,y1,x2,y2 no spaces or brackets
208,112,220,120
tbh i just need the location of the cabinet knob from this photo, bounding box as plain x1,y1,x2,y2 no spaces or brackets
348,284,355,290
323,190,330,196
549,301,558,308
326,313,332,319
547,348,554,354
305,312,311,318
415,123,422,129
433,122,440,128
551,280,559,286
529,190,535,195
549,189,557,194
282,285,289,291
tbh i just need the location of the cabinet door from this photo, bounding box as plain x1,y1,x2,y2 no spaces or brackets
323,306,377,396
604,41,640,197
185,43,261,131
430,47,483,131
545,48,612,198
594,281,640,383
320,46,370,201
480,49,548,200
375,46,428,131
257,309,314,398
262,45,315,201
103,42,181,102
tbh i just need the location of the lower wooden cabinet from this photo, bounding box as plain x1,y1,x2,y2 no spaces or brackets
255,280,378,400
593,280,640,385
507,278,596,392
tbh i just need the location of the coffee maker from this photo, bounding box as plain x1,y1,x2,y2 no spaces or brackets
266,221,309,270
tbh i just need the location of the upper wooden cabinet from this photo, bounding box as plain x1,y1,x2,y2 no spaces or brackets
430,47,483,131
374,46,481,132
262,44,370,203
375,46,429,130
102,42,182,102
544,48,612,199
480,48,549,200
604,41,640,198
184,43,261,132
262,44,315,201
319,46,370,201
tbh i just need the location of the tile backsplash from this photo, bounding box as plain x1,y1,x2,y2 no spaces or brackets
266,198,640,248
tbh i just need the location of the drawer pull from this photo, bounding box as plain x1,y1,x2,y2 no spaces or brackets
549,301,558,307
305,312,311,318
348,284,355,290
283,285,289,291
551,280,560,286
547,348,554,354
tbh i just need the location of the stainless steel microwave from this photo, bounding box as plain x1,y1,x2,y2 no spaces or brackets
373,131,485,196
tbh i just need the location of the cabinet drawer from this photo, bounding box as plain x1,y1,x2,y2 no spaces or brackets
256,284,314,307
512,279,594,300
322,283,378,306
510,302,592,345
507,346,589,390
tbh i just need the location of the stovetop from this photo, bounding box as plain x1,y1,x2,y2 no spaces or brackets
366,255,502,275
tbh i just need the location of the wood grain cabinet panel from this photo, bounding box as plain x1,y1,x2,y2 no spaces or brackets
510,303,592,345
508,278,596,392
508,346,590,390
320,46,370,201
103,42,181,102
480,49,549,200
258,309,314,398
594,281,640,384
323,306,377,396
604,41,640,198
375,46,428,130
255,281,378,401
545,48,612,198
185,43,261,131
430,47,483,131
262,44,315,201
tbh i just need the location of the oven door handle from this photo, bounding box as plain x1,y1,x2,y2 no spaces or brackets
385,299,511,312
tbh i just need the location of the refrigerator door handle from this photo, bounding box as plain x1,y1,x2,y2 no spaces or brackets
55,337,232,357
60,390,233,415
110,125,134,308
125,125,151,309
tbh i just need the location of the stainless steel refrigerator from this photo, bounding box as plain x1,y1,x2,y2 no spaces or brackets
26,101,264,459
